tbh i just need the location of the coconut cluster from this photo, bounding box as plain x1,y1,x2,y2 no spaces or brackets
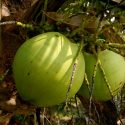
13,32,125,107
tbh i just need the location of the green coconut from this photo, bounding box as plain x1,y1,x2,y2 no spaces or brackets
13,32,85,107
78,50,125,101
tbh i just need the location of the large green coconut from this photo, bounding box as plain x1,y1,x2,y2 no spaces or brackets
13,32,85,107
78,50,125,101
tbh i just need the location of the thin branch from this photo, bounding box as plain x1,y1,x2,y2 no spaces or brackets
0,21,16,25
98,59,114,98
89,56,99,117
41,0,48,25
106,43,125,49
65,38,84,103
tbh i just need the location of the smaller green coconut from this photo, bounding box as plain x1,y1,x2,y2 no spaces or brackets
78,50,125,101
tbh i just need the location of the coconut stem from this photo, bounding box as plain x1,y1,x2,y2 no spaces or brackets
65,38,84,102
66,61,78,102
89,57,99,115
84,72,101,123
98,59,114,98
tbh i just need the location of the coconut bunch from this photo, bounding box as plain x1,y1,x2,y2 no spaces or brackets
12,29,125,107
